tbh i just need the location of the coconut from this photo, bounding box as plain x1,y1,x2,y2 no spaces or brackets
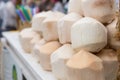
68,0,83,16
58,12,82,44
71,17,107,52
42,11,65,41
107,17,120,50
81,0,116,23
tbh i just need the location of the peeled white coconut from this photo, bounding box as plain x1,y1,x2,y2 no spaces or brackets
32,12,45,32
71,17,107,52
97,49,119,80
66,50,105,80
51,44,75,80
81,0,116,23
42,12,65,41
37,41,61,71
107,18,120,50
32,39,47,61
58,12,82,44
32,11,53,32
68,0,83,16
19,28,41,53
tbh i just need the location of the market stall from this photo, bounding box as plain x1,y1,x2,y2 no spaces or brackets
1,0,120,80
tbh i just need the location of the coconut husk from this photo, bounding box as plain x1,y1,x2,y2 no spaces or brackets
114,11,120,41
116,0,120,80
115,1,120,50
117,1,120,79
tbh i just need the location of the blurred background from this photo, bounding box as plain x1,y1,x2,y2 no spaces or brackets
0,0,69,37
0,0,119,80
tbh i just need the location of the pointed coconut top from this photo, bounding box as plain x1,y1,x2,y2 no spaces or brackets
59,12,82,21
19,28,39,38
68,0,83,15
32,11,53,20
51,44,75,63
30,35,41,44
32,12,46,19
36,39,46,46
43,11,65,22
67,50,103,70
39,41,61,55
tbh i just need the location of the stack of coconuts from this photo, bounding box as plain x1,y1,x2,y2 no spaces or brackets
19,0,119,80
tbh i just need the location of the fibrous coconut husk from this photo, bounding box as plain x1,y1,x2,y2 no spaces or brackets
117,2,120,79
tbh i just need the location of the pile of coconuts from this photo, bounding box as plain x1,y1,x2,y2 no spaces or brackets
69,0,120,80
19,0,120,80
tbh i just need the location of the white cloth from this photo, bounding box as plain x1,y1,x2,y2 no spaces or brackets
115,0,119,11
0,1,5,19
2,1,17,29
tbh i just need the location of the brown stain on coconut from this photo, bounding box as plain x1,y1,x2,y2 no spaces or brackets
115,13,120,41
93,0,114,9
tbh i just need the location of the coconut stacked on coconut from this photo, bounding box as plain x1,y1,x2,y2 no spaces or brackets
50,13,82,79
31,11,54,60
19,11,53,53
31,11,54,33
81,0,116,23
51,0,119,80
19,0,119,80
57,12,82,44
71,17,107,52
19,11,65,70
107,17,120,50
32,11,65,70
19,28,42,53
